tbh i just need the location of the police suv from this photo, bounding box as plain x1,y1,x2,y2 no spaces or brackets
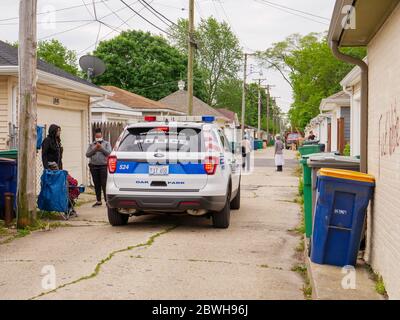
106,115,241,229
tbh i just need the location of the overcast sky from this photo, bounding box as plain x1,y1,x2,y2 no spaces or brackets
0,0,336,112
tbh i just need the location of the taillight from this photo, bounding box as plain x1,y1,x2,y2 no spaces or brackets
204,156,218,175
108,156,117,173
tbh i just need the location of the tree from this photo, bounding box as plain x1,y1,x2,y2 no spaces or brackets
215,78,280,132
258,33,366,130
169,17,242,106
37,39,79,75
92,30,206,101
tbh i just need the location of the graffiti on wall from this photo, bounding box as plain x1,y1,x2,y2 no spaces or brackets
379,99,400,158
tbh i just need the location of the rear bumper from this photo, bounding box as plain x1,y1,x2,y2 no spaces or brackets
106,194,226,212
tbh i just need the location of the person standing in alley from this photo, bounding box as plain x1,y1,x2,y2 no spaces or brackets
242,135,252,172
42,124,63,170
307,131,316,141
274,135,285,172
86,128,112,207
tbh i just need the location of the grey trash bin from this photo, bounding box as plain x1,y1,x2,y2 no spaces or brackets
307,155,361,227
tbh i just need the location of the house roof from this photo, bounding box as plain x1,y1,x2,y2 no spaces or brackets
91,97,142,116
320,91,350,112
217,108,239,124
328,0,400,47
0,40,108,96
159,90,229,120
102,86,184,115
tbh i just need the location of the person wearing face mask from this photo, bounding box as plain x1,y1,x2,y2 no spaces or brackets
86,128,112,207
42,124,63,170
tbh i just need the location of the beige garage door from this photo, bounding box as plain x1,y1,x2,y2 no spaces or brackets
37,106,84,183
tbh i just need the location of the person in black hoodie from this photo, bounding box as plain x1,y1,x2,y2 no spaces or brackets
41,124,63,170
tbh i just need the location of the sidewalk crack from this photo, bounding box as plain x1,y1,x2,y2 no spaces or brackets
29,224,178,300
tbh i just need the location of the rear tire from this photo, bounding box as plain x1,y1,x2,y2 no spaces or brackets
230,184,241,210
107,207,129,226
212,193,231,229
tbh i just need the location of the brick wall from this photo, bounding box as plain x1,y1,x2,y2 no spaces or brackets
367,4,400,300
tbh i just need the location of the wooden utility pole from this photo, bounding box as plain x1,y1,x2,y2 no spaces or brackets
241,53,248,135
265,86,270,137
254,79,266,139
17,0,38,228
187,0,195,116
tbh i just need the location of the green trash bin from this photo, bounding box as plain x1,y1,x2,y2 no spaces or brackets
0,150,18,160
299,145,321,157
300,152,335,238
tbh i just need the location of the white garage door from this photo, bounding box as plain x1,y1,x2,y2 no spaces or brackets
37,107,85,183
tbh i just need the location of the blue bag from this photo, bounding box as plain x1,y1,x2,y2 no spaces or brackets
36,126,45,150
38,170,68,213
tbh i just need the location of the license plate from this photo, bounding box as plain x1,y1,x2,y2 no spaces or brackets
149,165,169,176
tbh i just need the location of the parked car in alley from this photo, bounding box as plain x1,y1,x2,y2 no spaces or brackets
285,132,302,150
106,116,241,229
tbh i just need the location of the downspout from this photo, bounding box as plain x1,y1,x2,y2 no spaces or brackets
330,40,368,173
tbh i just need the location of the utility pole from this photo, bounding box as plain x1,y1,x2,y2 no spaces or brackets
17,0,37,228
265,85,271,137
263,85,275,141
187,0,195,116
254,79,266,139
241,53,248,135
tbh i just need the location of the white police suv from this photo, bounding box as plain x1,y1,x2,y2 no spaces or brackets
106,115,241,229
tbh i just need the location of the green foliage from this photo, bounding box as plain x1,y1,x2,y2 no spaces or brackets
215,78,281,131
37,39,79,75
343,143,351,156
375,276,387,296
298,177,304,196
259,33,366,130
93,30,206,101
169,17,242,106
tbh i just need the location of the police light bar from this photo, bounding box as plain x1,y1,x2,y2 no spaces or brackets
155,115,216,123
202,116,215,123
144,116,157,122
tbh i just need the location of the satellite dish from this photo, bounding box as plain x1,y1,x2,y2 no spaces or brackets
79,55,106,81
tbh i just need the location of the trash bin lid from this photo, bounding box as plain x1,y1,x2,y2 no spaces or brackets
302,152,336,160
319,168,375,183
308,155,360,168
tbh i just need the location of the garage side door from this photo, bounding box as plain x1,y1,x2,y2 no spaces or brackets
37,107,84,183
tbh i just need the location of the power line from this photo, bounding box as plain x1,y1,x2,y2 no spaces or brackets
100,0,131,28
120,0,172,36
77,0,150,55
0,0,112,22
138,0,172,28
38,0,137,41
0,19,95,26
257,0,330,21
139,0,178,26
39,20,97,40
81,0,95,18
253,0,329,25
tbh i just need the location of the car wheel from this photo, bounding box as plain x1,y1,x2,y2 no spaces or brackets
212,192,231,229
107,207,129,226
230,184,241,210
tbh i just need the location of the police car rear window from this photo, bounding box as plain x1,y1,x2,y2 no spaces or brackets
117,127,205,152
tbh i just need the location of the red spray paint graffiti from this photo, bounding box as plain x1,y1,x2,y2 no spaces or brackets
380,99,400,157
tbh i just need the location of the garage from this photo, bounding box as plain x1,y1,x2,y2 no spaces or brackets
37,106,84,183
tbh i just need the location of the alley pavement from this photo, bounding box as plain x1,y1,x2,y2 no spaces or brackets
0,148,305,300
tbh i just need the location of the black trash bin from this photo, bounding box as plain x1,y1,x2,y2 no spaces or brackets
0,158,17,220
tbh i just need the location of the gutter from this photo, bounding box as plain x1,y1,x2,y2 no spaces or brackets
330,40,368,173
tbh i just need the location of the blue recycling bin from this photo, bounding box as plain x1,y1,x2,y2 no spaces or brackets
311,169,375,267
0,158,17,219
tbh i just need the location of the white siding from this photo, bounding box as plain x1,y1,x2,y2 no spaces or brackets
0,77,8,150
350,90,361,157
366,3,400,300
